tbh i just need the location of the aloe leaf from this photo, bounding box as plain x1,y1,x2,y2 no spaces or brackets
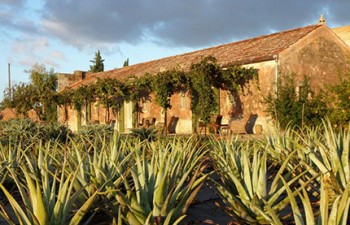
243,149,253,198
336,183,350,225
318,178,329,225
281,177,304,225
0,183,33,225
270,150,297,194
163,209,186,225
328,195,340,225
24,170,48,225
299,187,315,225
69,190,99,225
257,152,267,198
246,200,274,225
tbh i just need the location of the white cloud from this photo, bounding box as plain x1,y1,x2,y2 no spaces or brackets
10,36,63,69
49,50,65,61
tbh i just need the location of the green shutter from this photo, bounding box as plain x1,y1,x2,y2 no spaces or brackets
119,103,125,132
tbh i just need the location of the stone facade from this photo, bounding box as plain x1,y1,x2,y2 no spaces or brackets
58,23,350,134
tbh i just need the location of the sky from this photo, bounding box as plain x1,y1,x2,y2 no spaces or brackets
1,0,350,100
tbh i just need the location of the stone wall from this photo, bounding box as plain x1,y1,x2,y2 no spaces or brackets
57,70,87,92
279,25,350,88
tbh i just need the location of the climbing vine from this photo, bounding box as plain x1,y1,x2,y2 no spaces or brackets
152,69,186,110
151,69,187,134
188,56,221,130
222,65,259,95
125,75,152,102
95,78,128,123
71,85,90,129
56,88,74,123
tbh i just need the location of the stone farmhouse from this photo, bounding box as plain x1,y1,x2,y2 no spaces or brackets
58,17,350,134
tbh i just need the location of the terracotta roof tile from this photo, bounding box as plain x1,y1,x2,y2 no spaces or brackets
69,24,321,89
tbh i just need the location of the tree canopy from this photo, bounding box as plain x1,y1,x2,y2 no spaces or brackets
1,64,58,123
89,50,105,73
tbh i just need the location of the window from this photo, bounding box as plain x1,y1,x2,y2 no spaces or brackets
143,100,150,112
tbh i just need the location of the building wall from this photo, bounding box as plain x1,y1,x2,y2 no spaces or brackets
279,25,350,88
58,61,277,134
236,60,277,132
138,92,192,134
57,71,87,92
134,60,277,134
58,26,350,134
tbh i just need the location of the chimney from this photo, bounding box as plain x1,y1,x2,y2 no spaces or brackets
318,14,326,25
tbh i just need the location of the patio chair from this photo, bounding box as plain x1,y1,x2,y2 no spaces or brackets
139,117,156,128
198,114,223,134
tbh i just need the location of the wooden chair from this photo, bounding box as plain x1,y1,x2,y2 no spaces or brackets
139,117,156,128
229,113,251,134
208,114,223,134
198,114,223,134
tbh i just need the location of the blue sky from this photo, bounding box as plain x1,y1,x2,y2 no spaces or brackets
1,0,350,100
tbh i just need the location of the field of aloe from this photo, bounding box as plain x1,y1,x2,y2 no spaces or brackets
0,119,349,225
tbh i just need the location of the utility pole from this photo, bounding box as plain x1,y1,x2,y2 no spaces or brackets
8,63,11,100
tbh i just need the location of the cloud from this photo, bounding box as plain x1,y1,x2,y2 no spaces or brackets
41,0,350,49
0,0,40,34
10,35,63,69
50,51,66,61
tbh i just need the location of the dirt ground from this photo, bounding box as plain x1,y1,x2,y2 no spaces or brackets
182,179,233,225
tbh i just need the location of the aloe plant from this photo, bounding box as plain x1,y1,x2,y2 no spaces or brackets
264,125,323,198
283,175,350,225
0,146,98,225
295,120,350,200
65,134,132,215
210,137,314,224
116,136,209,225
0,142,22,184
130,127,158,142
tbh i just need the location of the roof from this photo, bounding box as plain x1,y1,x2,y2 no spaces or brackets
69,24,322,89
0,108,40,122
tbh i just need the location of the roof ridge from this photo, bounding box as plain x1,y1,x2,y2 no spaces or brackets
129,25,322,66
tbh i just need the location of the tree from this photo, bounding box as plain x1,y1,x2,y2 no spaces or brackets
0,64,58,123
188,56,221,132
1,83,35,116
1,65,57,122
152,69,185,135
123,58,129,67
89,50,105,73
28,64,58,123
327,72,350,128
264,73,328,129
56,88,74,124
95,78,127,123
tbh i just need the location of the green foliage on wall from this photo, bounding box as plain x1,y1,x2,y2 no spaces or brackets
95,78,127,122
56,55,258,130
187,56,258,131
189,56,221,127
152,69,186,110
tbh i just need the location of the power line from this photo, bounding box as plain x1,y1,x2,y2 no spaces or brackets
8,63,11,99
